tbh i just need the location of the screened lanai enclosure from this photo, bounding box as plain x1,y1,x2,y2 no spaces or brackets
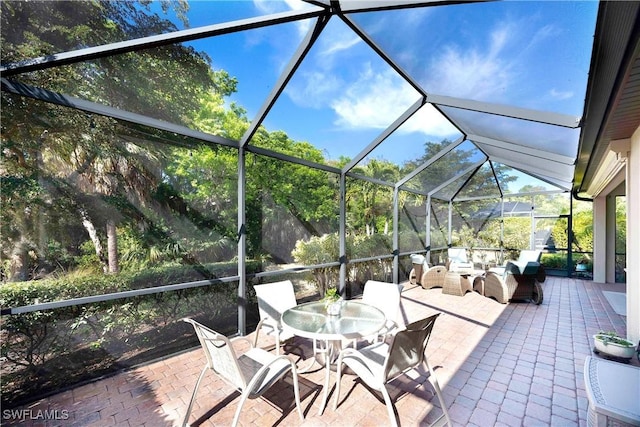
1,0,603,408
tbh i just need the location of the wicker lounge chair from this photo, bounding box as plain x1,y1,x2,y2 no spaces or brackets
489,249,546,283
483,260,544,304
446,247,474,275
409,255,447,289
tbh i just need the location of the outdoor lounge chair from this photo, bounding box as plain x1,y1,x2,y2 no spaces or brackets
489,249,546,283
483,260,544,304
333,313,451,427
446,247,474,275
182,318,304,427
409,254,447,289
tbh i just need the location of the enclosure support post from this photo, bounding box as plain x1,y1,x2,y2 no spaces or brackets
500,197,505,263
339,173,347,297
237,146,247,336
426,195,431,262
447,201,453,246
530,195,536,250
568,195,574,277
392,186,399,284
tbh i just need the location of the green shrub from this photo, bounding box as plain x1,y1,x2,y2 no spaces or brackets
292,234,340,296
541,253,567,269
0,260,261,408
350,233,393,285
292,233,395,294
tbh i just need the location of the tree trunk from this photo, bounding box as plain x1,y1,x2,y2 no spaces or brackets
9,236,29,282
106,219,119,274
9,206,31,282
79,208,108,273
36,142,48,258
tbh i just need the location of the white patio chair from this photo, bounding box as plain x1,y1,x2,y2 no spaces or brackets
361,280,403,343
253,280,298,354
334,313,451,427
447,247,474,275
182,318,304,427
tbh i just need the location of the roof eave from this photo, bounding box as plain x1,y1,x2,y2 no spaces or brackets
574,1,640,199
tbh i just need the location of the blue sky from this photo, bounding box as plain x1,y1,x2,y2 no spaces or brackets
156,0,598,189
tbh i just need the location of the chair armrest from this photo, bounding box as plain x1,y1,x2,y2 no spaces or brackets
505,261,523,275
336,347,365,366
506,260,540,276
244,352,297,396
485,270,501,278
520,261,540,275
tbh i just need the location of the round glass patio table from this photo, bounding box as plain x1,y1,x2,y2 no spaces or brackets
282,300,386,341
281,300,386,415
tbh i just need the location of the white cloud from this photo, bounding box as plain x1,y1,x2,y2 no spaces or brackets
295,19,313,37
283,0,312,11
321,36,362,56
286,71,342,109
550,88,573,100
253,0,311,14
424,25,513,101
528,24,561,50
330,65,458,138
314,20,364,69
284,19,363,108
403,104,460,137
489,25,509,58
253,0,314,37
331,65,411,129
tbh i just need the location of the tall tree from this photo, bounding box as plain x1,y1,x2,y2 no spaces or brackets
1,1,231,279
346,159,399,235
169,92,339,261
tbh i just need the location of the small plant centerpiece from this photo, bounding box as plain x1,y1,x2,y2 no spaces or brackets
593,331,637,361
323,287,342,316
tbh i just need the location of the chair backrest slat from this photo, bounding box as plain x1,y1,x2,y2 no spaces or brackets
254,280,298,324
384,313,439,381
184,319,246,389
362,280,402,326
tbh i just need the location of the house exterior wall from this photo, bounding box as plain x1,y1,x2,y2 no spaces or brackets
592,166,624,284
627,125,639,343
592,125,639,343
592,196,606,283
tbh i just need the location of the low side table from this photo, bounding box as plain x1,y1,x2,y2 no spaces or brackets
583,356,640,426
442,272,472,296
282,300,386,415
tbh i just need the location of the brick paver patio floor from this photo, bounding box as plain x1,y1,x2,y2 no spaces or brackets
4,277,635,427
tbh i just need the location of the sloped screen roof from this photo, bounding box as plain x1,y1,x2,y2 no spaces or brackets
1,0,598,198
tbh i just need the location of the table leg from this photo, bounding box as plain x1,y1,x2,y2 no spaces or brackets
319,352,331,415
298,338,342,374
297,339,322,374
317,339,342,415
